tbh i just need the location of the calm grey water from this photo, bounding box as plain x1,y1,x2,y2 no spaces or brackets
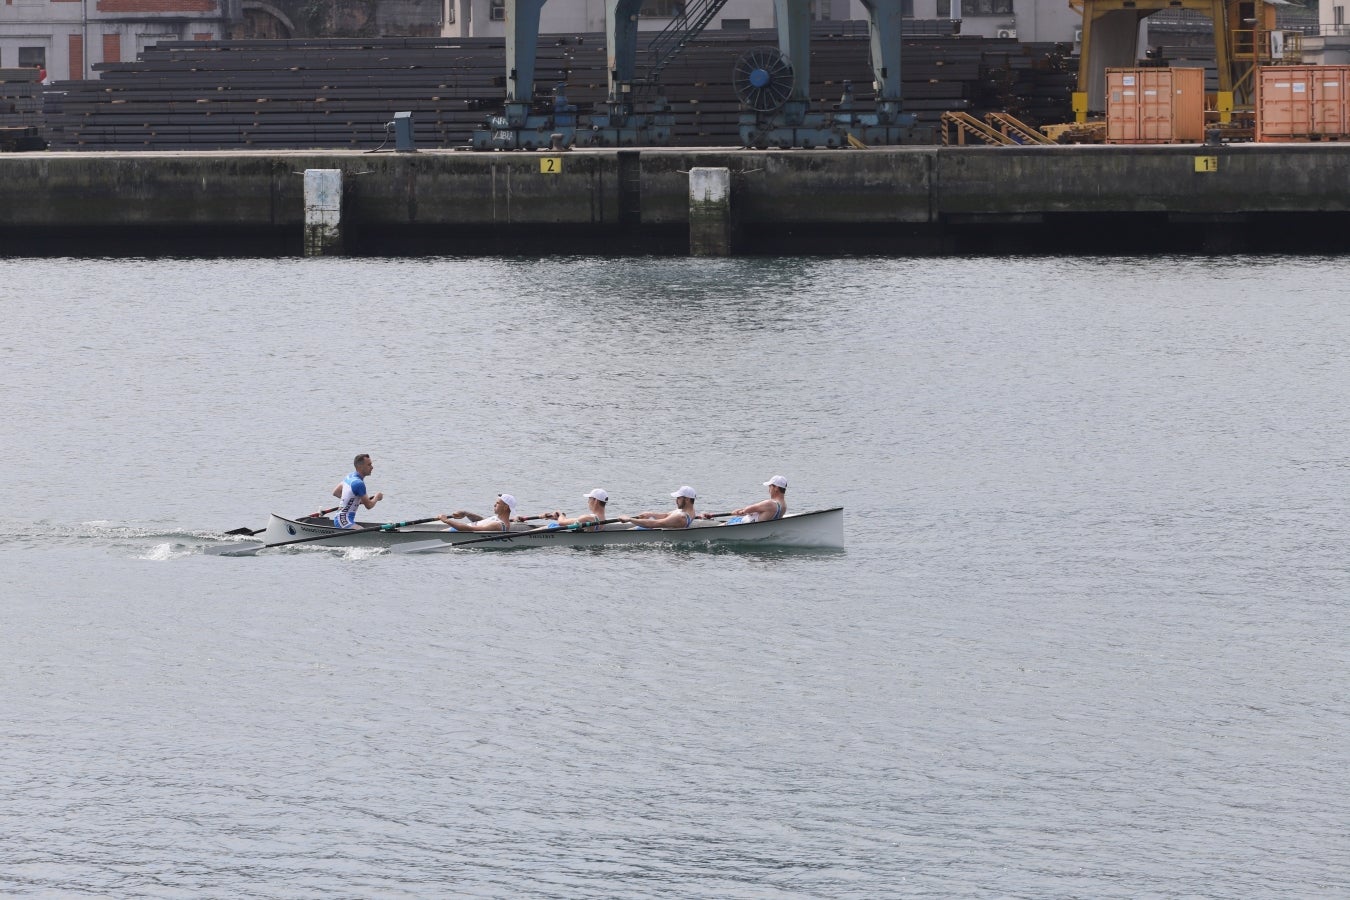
2,255,1348,898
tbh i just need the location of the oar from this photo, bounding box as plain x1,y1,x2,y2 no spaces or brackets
225,506,339,537
218,515,446,557
394,517,631,555
442,512,745,549
460,516,632,546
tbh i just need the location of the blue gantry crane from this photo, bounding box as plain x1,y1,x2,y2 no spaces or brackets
736,0,931,148
473,0,722,150
471,0,572,150
472,0,930,151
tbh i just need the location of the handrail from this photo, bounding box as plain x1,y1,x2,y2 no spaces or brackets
985,111,1055,145
637,0,732,91
941,111,1015,146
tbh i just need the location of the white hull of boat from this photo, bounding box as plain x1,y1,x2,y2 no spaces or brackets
257,508,845,551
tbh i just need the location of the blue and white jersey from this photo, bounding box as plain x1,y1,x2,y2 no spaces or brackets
333,471,368,528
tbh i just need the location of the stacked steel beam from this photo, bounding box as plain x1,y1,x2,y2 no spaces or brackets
44,30,1073,150
0,68,49,150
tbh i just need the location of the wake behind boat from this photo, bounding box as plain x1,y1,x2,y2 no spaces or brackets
247,507,845,552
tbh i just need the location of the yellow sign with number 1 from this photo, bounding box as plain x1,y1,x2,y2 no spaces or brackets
1194,156,1219,173
540,157,563,174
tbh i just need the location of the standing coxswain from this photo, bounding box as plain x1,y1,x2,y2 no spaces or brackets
332,453,384,529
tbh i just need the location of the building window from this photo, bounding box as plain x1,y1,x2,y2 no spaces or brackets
446,0,454,23
721,18,750,29
640,0,686,17
811,0,833,18
937,0,1013,14
1337,5,1345,26
18,47,46,68
490,0,505,21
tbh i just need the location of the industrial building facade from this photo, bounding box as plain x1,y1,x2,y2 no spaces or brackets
0,0,239,79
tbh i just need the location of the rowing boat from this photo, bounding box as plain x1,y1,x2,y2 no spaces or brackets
252,507,845,551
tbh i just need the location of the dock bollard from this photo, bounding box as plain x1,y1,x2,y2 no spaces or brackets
302,169,343,257
688,167,733,257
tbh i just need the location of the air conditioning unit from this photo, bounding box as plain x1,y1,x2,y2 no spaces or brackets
996,28,1017,39
490,4,505,20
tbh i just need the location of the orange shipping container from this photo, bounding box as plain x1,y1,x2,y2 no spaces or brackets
1256,66,1350,141
1105,68,1206,144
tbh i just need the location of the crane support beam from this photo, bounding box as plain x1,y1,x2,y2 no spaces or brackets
776,0,814,108
861,0,906,116
505,0,549,106
1074,0,1277,114
606,0,644,102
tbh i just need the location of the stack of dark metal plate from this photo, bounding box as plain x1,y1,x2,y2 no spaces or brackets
43,29,1073,150
0,68,49,150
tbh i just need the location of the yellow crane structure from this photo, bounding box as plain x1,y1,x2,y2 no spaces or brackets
1071,0,1281,124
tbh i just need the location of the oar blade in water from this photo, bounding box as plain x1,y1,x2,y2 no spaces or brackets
209,542,265,557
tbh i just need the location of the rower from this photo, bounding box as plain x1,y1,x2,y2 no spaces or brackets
524,488,610,531
620,486,697,529
332,453,384,529
702,475,787,524
437,493,518,532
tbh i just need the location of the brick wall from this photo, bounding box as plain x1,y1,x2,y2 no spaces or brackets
103,33,121,64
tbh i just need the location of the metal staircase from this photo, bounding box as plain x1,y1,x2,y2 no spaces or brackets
635,0,731,96
941,111,1015,145
941,111,1054,146
985,112,1055,144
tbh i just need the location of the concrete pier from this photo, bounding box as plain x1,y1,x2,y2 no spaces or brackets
688,167,733,256
2,145,1350,255
303,169,343,256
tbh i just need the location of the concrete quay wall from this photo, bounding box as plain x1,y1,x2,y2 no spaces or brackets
2,145,1349,254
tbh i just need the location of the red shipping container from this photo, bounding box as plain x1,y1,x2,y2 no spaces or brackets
1256,66,1350,141
1105,68,1206,144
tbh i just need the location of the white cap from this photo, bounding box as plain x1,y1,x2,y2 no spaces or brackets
585,488,609,503
764,475,788,490
497,493,518,513
671,485,696,499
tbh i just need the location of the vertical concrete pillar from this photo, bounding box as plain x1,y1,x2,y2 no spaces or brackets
303,169,343,257
688,167,733,256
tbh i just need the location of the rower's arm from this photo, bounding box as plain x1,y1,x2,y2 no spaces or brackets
623,511,681,528
438,514,497,531
556,513,596,527
360,491,384,509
